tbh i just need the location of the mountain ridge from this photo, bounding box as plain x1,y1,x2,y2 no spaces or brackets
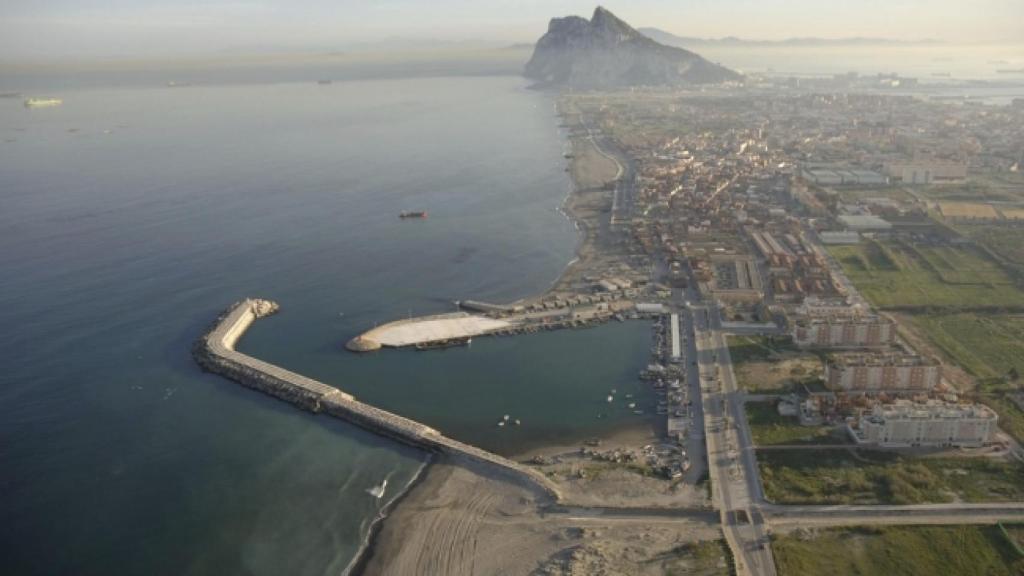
524,7,741,89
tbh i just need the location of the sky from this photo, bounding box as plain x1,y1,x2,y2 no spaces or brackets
2,0,1022,60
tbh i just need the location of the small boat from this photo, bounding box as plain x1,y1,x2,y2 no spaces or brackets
628,402,636,409
497,421,505,427
514,419,521,426
503,414,510,421
399,211,428,219
633,410,644,415
606,395,614,403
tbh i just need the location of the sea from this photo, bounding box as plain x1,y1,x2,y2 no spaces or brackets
0,74,658,575
3,43,1023,576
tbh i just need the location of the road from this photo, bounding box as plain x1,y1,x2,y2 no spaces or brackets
688,300,777,576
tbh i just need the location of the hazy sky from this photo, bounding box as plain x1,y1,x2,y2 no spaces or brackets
2,0,1022,59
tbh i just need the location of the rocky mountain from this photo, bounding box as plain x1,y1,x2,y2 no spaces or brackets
524,7,740,89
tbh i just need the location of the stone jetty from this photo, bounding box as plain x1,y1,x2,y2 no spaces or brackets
193,299,560,499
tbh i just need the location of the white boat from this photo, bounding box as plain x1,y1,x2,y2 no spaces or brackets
606,395,614,403
24,98,62,108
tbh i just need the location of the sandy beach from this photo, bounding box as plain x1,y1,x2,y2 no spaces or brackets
360,457,724,575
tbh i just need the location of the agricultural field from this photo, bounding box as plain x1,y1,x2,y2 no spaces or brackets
918,179,1024,203
939,201,1001,220
998,207,1024,221
727,336,823,392
828,240,1024,308
773,525,1024,576
835,186,915,204
744,402,846,446
907,312,1024,443
758,449,1024,505
909,313,1024,381
957,224,1024,271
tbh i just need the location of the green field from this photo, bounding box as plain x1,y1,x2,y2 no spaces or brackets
745,402,847,446
828,240,1024,309
909,313,1024,381
758,449,1024,505
959,224,1024,272
726,335,796,363
907,313,1024,443
773,525,1024,576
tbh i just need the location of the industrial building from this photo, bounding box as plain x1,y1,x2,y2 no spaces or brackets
848,400,998,447
825,352,941,392
802,168,888,186
702,255,764,303
792,316,895,348
819,231,861,245
886,160,967,184
837,214,893,232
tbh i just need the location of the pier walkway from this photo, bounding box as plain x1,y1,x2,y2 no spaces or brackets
194,299,560,499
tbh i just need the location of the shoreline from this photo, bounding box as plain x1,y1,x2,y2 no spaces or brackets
353,92,663,573
343,452,434,576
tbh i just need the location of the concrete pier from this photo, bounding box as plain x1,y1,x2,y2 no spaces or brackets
194,299,560,499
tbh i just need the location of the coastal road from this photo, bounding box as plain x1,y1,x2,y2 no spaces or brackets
580,117,636,227
691,301,777,576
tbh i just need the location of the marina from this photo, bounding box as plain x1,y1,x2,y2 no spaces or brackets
196,298,562,499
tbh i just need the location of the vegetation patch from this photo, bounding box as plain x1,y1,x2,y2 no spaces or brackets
827,240,1024,309
773,525,1024,576
647,539,731,576
728,336,824,392
745,402,846,446
758,449,1024,505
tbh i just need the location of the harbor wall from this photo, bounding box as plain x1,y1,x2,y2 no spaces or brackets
193,299,560,500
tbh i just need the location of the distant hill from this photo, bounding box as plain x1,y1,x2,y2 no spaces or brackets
524,7,741,89
638,28,942,48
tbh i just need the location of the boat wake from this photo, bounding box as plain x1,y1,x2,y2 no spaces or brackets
366,473,392,499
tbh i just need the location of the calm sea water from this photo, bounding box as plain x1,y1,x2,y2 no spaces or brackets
0,76,655,575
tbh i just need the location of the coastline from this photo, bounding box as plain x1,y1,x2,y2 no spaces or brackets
343,452,434,576
355,92,692,573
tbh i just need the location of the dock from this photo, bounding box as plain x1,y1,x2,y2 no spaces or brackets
194,299,560,499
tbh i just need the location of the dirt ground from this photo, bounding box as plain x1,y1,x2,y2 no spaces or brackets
517,425,711,509
361,457,723,576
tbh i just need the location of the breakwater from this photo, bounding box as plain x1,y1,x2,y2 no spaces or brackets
193,299,561,500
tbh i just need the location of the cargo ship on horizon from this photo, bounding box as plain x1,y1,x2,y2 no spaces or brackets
24,98,63,108
399,211,428,219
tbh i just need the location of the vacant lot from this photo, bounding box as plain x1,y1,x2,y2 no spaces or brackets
728,336,824,393
745,402,846,446
773,525,1024,576
758,449,1024,505
828,240,1024,309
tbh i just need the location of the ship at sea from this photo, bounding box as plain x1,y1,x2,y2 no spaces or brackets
399,211,428,219
24,98,63,108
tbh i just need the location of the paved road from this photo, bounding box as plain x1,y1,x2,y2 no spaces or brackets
690,301,777,576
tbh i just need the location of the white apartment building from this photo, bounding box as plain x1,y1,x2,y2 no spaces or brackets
849,400,998,448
